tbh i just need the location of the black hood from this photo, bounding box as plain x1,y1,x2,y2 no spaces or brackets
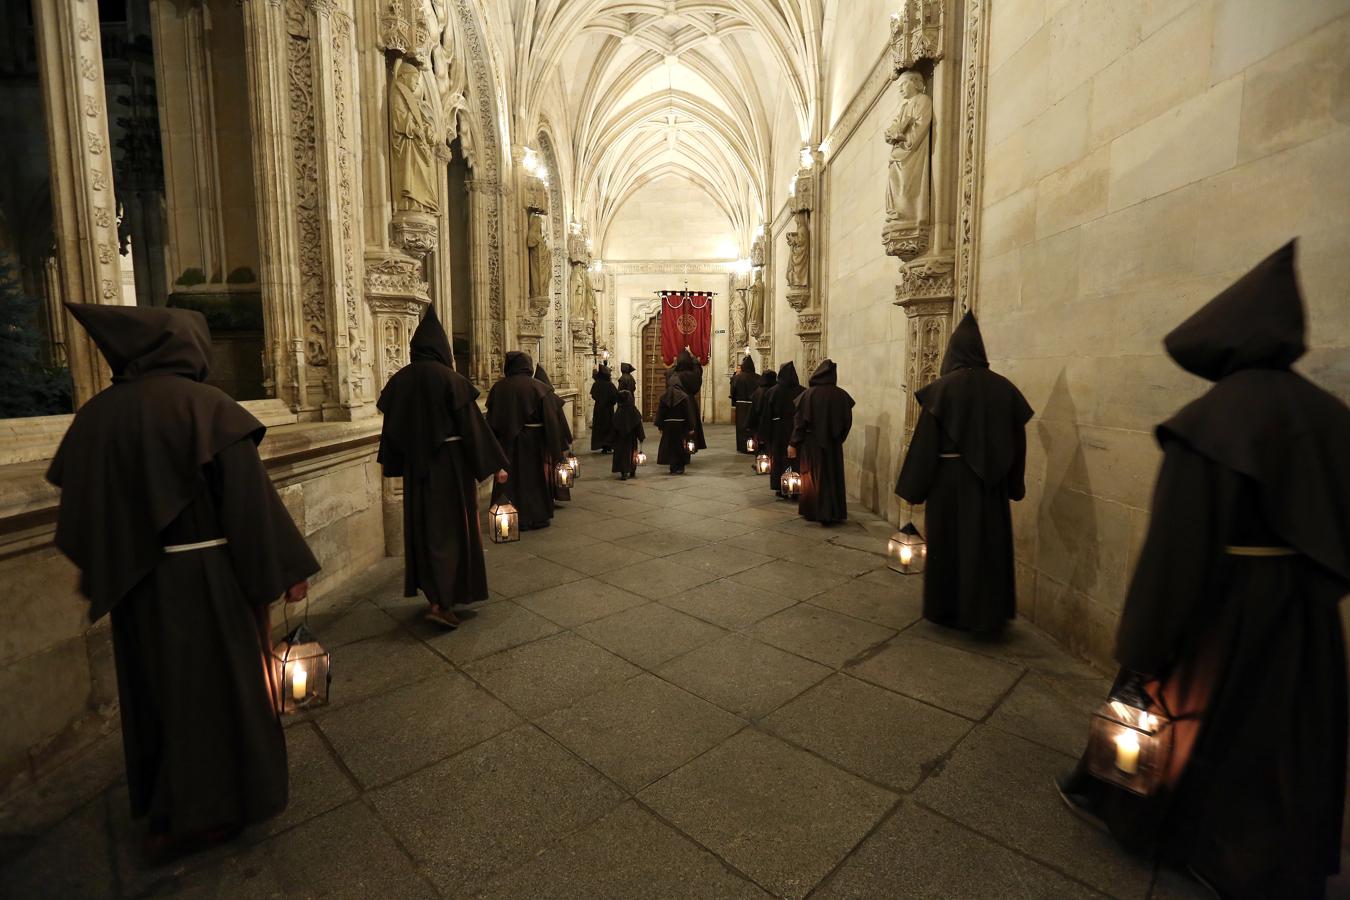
809,358,837,386
776,361,801,391
504,350,534,377
620,362,635,375
409,306,453,367
533,364,555,390
1164,240,1305,382
761,370,777,388
594,365,612,382
617,389,635,408
941,312,990,375
740,356,756,375
67,303,212,383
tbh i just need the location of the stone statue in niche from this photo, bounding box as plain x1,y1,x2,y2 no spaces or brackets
729,291,747,349
883,71,933,259
390,60,440,214
527,214,550,299
747,267,765,336
569,264,591,328
786,213,810,288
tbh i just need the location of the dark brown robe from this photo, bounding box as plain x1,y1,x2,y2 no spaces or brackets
617,363,637,400
655,374,697,472
767,362,804,493
590,366,619,451
378,308,507,608
48,304,319,840
731,356,758,453
535,365,573,449
487,351,564,530
607,390,646,477
1061,241,1349,898
895,312,1032,632
672,350,707,451
747,370,777,456
790,359,854,524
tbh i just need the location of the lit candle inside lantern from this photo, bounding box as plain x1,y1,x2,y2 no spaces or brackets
291,665,308,702
899,544,913,566
1114,731,1140,775
498,514,510,539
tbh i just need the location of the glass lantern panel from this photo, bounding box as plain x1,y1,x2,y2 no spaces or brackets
1084,701,1172,796
488,502,520,543
272,640,330,714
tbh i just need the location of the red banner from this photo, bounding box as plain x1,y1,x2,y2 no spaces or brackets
659,291,713,365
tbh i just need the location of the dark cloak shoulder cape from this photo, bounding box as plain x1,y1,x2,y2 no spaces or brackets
790,359,854,523
608,390,646,475
748,370,777,444
378,307,500,480
618,362,637,395
654,374,696,467
47,305,311,621
898,312,1034,498
590,366,619,450
535,364,574,448
767,362,805,490
487,351,561,453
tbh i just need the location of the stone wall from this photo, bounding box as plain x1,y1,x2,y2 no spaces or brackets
977,0,1350,666
605,176,739,261
0,419,386,797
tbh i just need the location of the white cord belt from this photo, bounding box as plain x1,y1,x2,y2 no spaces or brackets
939,453,961,459
735,400,753,404
444,436,463,442
164,538,229,554
524,423,544,428
664,418,685,422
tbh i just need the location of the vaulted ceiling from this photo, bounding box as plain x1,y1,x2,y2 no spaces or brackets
483,1,826,257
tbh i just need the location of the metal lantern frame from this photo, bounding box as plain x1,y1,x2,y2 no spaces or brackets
564,451,581,479
1085,685,1174,796
634,445,648,466
488,499,521,543
780,466,802,499
745,436,757,453
271,611,330,716
887,522,927,575
554,461,574,501
684,437,697,454
754,451,771,474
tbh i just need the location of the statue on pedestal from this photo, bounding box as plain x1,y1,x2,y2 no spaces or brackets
390,60,440,214
526,214,550,300
883,71,933,259
786,214,810,289
747,268,765,336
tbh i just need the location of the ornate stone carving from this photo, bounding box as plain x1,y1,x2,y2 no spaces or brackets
729,289,747,351
883,71,933,261
955,0,990,314
786,213,810,288
890,0,946,72
378,0,438,59
526,212,550,302
788,167,815,213
749,232,766,268
747,268,766,337
523,174,548,215
365,253,429,302
286,9,328,373
894,254,955,305
899,297,953,463
392,209,438,257
795,313,823,376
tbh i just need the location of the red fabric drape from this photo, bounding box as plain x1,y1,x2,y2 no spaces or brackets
659,291,713,365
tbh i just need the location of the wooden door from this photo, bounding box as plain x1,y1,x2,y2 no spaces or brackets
641,314,662,421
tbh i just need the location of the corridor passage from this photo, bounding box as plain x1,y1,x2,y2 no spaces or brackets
1,427,1205,899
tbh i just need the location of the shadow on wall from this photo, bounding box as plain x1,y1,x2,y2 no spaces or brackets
1033,368,1102,657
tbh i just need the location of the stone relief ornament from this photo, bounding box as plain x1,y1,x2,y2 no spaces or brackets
883,71,933,261
895,254,955,305
729,290,747,349
390,59,440,214
890,0,946,72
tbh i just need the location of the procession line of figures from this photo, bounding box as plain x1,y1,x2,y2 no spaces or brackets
42,240,1348,897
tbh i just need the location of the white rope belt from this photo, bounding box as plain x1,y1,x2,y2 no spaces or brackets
524,423,544,428
735,401,752,404
164,538,229,554
444,436,462,442
939,453,962,459
772,417,781,421
1224,545,1296,557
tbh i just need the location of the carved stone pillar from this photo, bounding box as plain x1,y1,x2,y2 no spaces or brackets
517,160,550,362
466,174,503,386
785,168,821,373
32,0,126,405
365,255,430,388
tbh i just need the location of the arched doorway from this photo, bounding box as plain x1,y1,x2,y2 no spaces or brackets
640,312,662,421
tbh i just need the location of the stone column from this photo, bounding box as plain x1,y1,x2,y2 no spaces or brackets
517,156,550,363
32,0,127,405
785,167,822,374
466,174,502,385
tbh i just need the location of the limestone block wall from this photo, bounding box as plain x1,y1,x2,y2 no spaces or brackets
976,0,1350,666
605,177,738,261
0,423,386,797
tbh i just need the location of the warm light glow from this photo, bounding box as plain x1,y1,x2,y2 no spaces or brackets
523,146,540,175
685,438,697,453
755,223,765,238
899,544,914,566
497,513,511,539
800,145,814,169
818,139,832,157
746,438,757,452
732,257,752,276
566,454,581,475
788,175,798,197
635,450,648,466
591,259,603,273
291,664,308,702
1114,731,1141,774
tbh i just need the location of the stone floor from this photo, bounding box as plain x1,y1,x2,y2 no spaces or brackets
1,426,1225,899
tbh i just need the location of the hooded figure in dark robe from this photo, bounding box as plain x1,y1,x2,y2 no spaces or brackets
378,308,508,628
895,312,1033,632
655,372,697,474
1058,241,1349,899
618,362,637,397
672,349,707,451
747,369,777,456
47,304,319,858
590,365,619,452
487,351,564,530
730,355,758,453
789,359,855,524
767,362,805,493
534,364,573,449
607,390,646,480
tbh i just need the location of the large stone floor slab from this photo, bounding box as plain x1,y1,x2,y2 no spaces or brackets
639,728,896,899
3,426,1184,900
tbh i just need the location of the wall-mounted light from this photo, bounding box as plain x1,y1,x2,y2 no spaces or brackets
800,145,815,169
818,139,831,158
523,146,540,175
788,175,798,197
732,258,752,276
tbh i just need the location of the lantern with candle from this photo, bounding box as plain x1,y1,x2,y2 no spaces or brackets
1084,682,1173,795
746,436,757,453
754,452,771,474
634,446,648,466
564,451,581,479
886,522,927,574
780,467,802,499
271,622,330,715
554,461,574,501
488,500,520,543
685,437,697,454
